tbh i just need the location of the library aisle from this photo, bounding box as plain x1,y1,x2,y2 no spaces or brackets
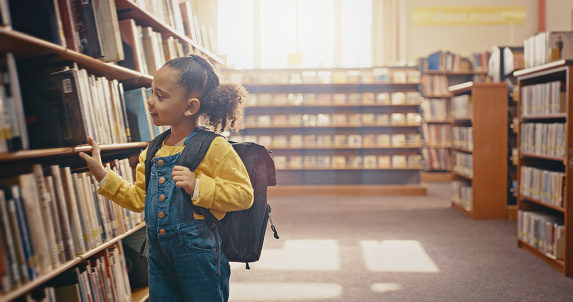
228,182,573,302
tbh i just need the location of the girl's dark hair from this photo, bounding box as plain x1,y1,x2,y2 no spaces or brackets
163,55,247,133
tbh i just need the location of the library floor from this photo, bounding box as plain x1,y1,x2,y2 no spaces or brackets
226,182,573,302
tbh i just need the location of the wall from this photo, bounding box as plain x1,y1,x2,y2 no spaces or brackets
403,0,573,63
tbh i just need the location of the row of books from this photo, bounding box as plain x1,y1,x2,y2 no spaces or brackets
422,124,451,147
519,166,565,208
0,159,142,291
0,54,167,153
272,155,424,170
8,0,122,62
5,0,212,66
420,98,449,121
451,181,472,211
424,50,490,72
421,75,450,96
421,147,452,171
518,210,565,260
7,244,133,302
452,126,473,151
520,81,566,116
223,68,421,85
132,0,212,50
451,94,473,118
247,92,422,107
231,133,422,149
524,31,573,68
519,123,566,157
453,151,473,178
134,0,217,53
244,113,423,128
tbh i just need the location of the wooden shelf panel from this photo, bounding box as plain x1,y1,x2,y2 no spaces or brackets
268,184,427,196
277,167,423,171
517,239,565,273
519,196,565,213
244,83,421,93
132,287,150,302
268,145,423,150
451,201,472,217
246,103,422,109
519,152,566,163
520,113,567,120
243,123,422,130
0,142,148,163
425,70,488,76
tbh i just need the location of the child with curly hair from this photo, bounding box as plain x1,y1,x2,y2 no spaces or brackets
80,54,253,302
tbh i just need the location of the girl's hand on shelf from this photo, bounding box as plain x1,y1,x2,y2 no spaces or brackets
79,137,107,182
172,165,197,196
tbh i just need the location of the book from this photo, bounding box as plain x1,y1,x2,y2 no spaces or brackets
57,0,82,52
49,165,76,260
18,173,51,275
1,53,28,151
123,88,154,142
8,185,37,281
94,0,124,62
117,19,148,74
9,0,65,46
60,166,86,255
71,0,104,57
21,67,89,148
0,0,10,25
180,1,198,41
0,189,21,288
32,164,60,269
44,175,66,265
142,26,164,75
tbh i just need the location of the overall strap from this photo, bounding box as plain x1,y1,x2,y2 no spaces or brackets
144,129,172,191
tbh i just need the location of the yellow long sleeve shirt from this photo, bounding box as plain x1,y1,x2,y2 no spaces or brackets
98,136,254,220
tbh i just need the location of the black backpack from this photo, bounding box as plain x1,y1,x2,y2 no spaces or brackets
144,127,278,269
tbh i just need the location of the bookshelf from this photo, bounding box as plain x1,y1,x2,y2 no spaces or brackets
0,0,222,300
418,50,491,181
514,60,573,276
420,71,488,179
448,82,509,219
223,68,427,196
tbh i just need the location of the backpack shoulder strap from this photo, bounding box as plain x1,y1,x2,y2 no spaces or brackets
144,129,171,190
178,128,222,172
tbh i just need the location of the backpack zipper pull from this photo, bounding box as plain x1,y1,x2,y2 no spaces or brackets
270,214,279,239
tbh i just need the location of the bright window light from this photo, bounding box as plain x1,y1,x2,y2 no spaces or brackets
218,0,371,69
217,0,253,69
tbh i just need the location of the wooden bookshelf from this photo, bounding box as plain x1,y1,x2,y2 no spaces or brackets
449,82,509,219
514,60,573,276
0,0,222,299
225,68,427,195
420,68,491,173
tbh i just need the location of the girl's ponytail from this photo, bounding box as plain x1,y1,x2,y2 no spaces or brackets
201,82,247,133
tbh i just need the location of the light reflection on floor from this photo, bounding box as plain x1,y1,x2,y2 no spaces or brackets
229,240,438,301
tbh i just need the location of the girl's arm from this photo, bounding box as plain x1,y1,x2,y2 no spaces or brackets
193,137,254,220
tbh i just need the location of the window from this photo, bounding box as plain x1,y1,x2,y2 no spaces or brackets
218,0,371,69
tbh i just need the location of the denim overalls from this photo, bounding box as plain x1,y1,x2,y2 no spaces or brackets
145,131,230,302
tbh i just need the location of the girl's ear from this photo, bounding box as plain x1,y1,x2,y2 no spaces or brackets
185,98,200,116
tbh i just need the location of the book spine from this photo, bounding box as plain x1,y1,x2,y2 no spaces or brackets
44,175,67,265
60,167,86,255
32,164,61,269
9,186,37,281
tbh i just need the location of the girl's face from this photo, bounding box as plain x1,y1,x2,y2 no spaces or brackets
148,66,196,127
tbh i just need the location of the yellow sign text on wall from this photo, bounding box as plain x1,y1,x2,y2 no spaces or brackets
413,6,526,26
